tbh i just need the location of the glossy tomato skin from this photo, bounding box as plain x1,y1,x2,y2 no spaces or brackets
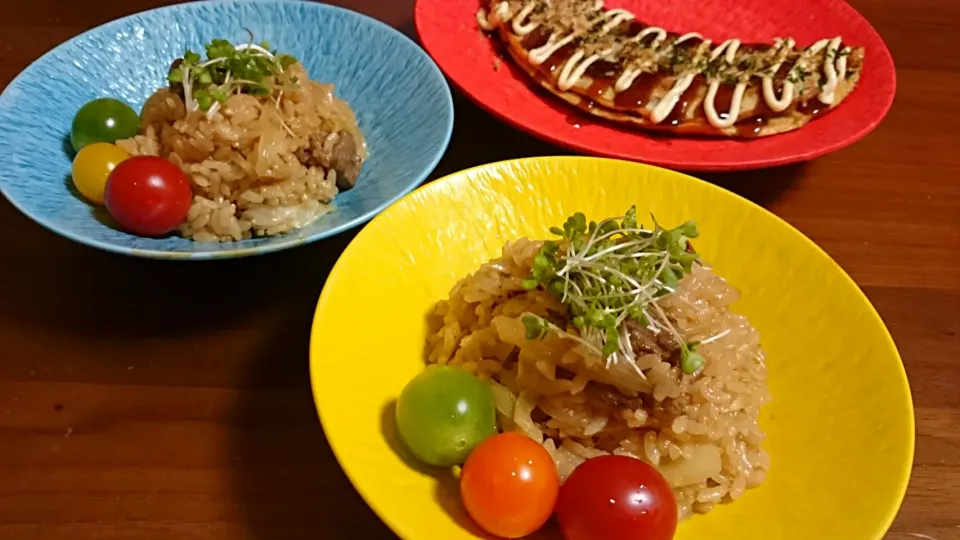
395,366,497,467
71,98,140,152
557,455,678,540
104,156,193,237
460,432,559,539
71,143,130,204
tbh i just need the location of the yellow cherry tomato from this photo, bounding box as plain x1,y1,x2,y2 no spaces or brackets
71,142,130,204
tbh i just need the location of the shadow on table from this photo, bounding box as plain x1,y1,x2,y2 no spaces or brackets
695,162,807,208
430,92,805,209
225,236,396,540
0,200,390,536
428,92,574,180
0,214,355,338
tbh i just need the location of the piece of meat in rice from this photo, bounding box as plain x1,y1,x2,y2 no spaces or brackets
295,129,364,191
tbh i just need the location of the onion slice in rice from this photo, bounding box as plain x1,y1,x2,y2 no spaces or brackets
487,379,517,430
514,390,544,442
658,444,723,487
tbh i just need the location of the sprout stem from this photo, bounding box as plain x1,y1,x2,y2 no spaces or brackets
521,208,704,375
234,43,276,59
182,66,195,110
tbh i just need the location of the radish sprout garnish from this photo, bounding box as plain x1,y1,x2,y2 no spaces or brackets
520,207,707,375
167,34,300,120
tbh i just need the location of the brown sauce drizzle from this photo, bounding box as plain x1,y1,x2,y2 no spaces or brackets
613,72,659,109
565,114,583,127
714,83,736,121
521,26,551,50
566,102,595,128
663,76,704,126
584,60,620,100
618,20,663,46
609,20,634,37
797,99,825,116
735,115,768,137
585,60,620,79
539,44,576,76
639,30,666,47
500,7,840,133
772,61,793,94
734,94,772,137
586,78,611,100
680,38,703,50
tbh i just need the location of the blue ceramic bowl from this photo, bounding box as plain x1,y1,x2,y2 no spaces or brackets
0,0,453,259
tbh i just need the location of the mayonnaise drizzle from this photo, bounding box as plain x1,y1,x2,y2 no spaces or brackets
511,2,540,36
702,39,747,128
601,9,635,33
674,32,703,45
557,9,635,90
558,50,587,89
477,2,510,31
650,34,708,123
478,0,854,129
528,4,609,65
476,9,496,30
761,38,796,112
614,68,642,93
818,37,847,104
634,26,668,47
614,31,698,92
651,73,696,123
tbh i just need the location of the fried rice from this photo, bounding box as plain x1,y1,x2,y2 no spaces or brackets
117,63,366,242
425,238,770,520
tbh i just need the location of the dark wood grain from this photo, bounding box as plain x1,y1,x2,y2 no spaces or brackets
0,1,958,539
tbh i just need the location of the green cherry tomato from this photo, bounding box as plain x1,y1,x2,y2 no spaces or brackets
71,98,140,152
395,366,497,467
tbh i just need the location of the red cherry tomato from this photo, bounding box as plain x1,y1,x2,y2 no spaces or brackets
460,432,559,538
556,455,677,540
104,156,193,236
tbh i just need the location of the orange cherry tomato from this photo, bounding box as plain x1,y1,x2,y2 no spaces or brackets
460,432,559,538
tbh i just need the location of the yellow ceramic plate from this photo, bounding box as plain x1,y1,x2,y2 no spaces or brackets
310,157,914,540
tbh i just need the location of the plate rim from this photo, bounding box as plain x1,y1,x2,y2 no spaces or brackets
0,0,454,260
413,0,897,171
310,155,915,539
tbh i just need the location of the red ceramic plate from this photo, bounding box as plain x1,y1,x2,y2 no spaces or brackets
415,0,896,170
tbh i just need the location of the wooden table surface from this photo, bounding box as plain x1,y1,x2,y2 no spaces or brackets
0,0,957,539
